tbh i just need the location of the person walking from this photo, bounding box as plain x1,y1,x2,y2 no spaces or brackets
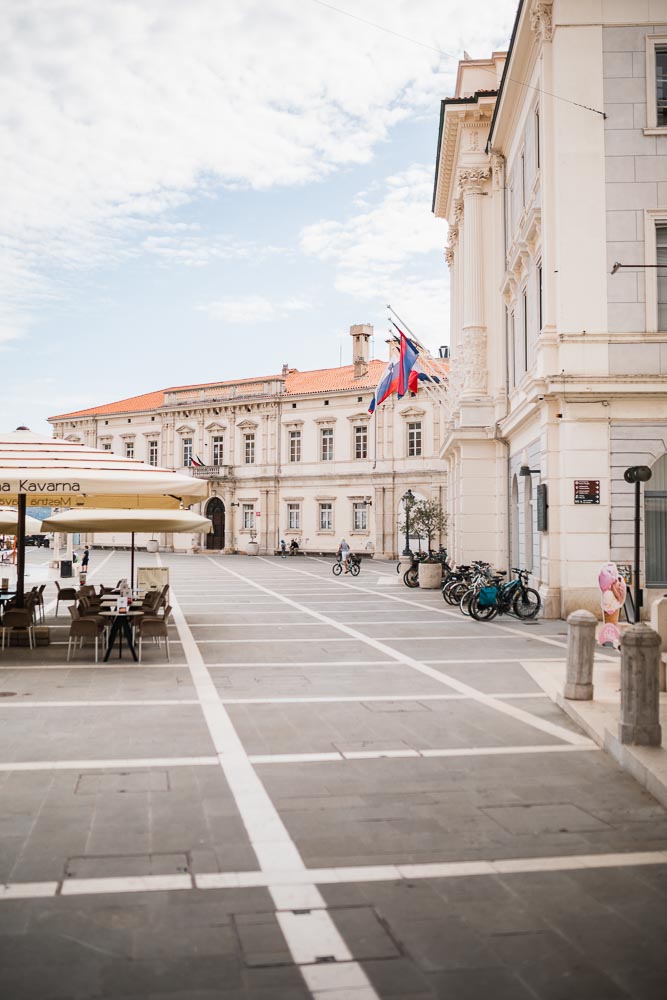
338,538,351,573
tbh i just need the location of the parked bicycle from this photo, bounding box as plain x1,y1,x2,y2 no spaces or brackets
469,568,541,621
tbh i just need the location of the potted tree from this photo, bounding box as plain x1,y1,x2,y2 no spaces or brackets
411,499,448,589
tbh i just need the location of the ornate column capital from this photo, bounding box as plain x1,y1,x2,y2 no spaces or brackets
530,1,553,42
458,167,491,194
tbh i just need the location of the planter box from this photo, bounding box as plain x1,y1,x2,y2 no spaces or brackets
9,626,50,647
418,562,442,590
146,540,159,553
247,541,259,556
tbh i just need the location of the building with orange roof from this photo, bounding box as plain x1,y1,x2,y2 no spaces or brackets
49,325,450,557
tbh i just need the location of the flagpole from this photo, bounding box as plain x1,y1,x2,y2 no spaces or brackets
387,305,428,352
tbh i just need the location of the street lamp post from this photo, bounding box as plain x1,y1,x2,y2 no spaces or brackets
402,489,415,557
623,465,653,623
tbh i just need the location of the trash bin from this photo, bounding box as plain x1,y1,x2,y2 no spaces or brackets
60,559,73,578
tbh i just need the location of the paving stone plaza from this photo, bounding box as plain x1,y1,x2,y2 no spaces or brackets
2,550,667,999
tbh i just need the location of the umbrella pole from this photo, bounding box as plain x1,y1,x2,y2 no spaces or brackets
131,532,135,591
16,495,26,608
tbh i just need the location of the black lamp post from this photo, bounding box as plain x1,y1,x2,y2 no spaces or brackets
402,489,415,557
623,465,652,623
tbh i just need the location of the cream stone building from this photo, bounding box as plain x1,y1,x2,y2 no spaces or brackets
434,0,667,618
49,326,449,558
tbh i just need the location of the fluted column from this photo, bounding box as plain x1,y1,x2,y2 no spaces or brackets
460,168,490,397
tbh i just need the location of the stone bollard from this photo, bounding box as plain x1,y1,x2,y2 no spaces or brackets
564,610,598,700
619,625,662,746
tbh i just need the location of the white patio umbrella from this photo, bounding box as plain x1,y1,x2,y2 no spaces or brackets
0,427,209,605
42,509,213,586
0,509,45,535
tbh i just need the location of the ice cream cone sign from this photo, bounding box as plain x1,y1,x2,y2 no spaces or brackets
598,562,626,647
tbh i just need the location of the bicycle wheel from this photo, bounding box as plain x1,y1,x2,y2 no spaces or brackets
332,563,342,576
513,587,541,619
459,587,475,616
442,580,460,604
396,561,402,574
470,594,498,621
403,568,419,588
350,563,360,577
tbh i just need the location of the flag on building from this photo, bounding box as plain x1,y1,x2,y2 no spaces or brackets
407,362,441,394
396,330,419,398
368,361,398,414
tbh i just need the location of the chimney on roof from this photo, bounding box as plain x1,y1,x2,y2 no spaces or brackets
350,324,372,378
438,345,450,359
282,363,289,377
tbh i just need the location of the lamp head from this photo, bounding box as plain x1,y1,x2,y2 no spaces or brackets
624,465,652,484
519,464,531,477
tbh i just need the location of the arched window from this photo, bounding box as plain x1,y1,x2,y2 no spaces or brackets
511,476,520,569
646,454,667,586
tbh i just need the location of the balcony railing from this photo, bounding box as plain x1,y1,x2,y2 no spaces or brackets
189,465,229,479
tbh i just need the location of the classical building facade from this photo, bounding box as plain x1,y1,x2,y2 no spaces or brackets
49,326,449,557
434,0,667,617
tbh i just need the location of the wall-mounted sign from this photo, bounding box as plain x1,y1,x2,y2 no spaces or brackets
537,483,548,532
574,480,600,504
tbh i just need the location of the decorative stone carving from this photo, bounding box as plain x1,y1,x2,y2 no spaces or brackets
463,328,488,394
444,244,455,267
530,1,553,41
491,152,505,190
458,167,491,193
453,197,464,224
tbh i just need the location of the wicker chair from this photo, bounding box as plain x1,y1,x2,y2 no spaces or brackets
136,605,172,661
55,581,77,617
1,608,35,650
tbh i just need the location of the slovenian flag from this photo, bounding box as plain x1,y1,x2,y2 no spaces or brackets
407,362,441,394
368,361,398,414
397,330,419,399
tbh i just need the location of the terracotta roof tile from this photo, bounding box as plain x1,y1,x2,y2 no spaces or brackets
49,357,448,421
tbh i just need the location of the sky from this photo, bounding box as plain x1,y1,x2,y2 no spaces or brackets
2,0,517,433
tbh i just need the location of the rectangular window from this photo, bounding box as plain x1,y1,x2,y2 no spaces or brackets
242,503,254,530
646,494,667,585
538,264,543,333
212,436,224,465
182,437,193,467
102,443,111,451
658,224,667,331
319,502,333,531
535,107,540,168
354,425,368,459
287,503,300,531
407,422,422,457
124,441,134,459
353,502,367,531
520,151,526,206
148,440,158,466
244,433,255,464
657,46,667,127
289,430,301,463
522,287,529,371
321,427,334,461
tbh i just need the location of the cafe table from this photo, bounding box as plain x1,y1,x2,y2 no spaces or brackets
100,609,144,662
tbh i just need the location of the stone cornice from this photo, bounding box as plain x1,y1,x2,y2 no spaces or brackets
433,98,496,220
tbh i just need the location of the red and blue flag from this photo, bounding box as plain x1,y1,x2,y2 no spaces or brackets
368,361,398,414
396,329,419,399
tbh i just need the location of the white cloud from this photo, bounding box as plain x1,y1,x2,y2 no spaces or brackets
1,0,514,338
196,295,310,325
300,164,450,346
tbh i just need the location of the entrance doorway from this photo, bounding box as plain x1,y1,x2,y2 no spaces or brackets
206,497,225,550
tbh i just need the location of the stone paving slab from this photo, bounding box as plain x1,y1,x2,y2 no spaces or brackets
209,663,458,698
0,667,196,701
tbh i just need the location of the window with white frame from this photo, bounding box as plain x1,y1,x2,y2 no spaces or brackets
510,310,518,387
289,430,301,463
658,224,667,331
353,502,367,531
354,424,367,459
535,106,540,168
124,441,134,459
242,503,254,530
407,422,422,457
319,502,333,531
522,287,529,371
647,37,667,129
520,150,526,207
212,435,224,465
537,263,543,334
320,427,334,461
102,443,111,451
287,502,300,530
182,437,193,467
244,433,255,464
148,440,158,466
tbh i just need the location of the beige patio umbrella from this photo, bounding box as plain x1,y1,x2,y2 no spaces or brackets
0,427,208,604
42,509,213,587
0,509,45,535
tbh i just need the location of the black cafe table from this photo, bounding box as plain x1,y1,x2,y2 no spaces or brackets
100,610,143,662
